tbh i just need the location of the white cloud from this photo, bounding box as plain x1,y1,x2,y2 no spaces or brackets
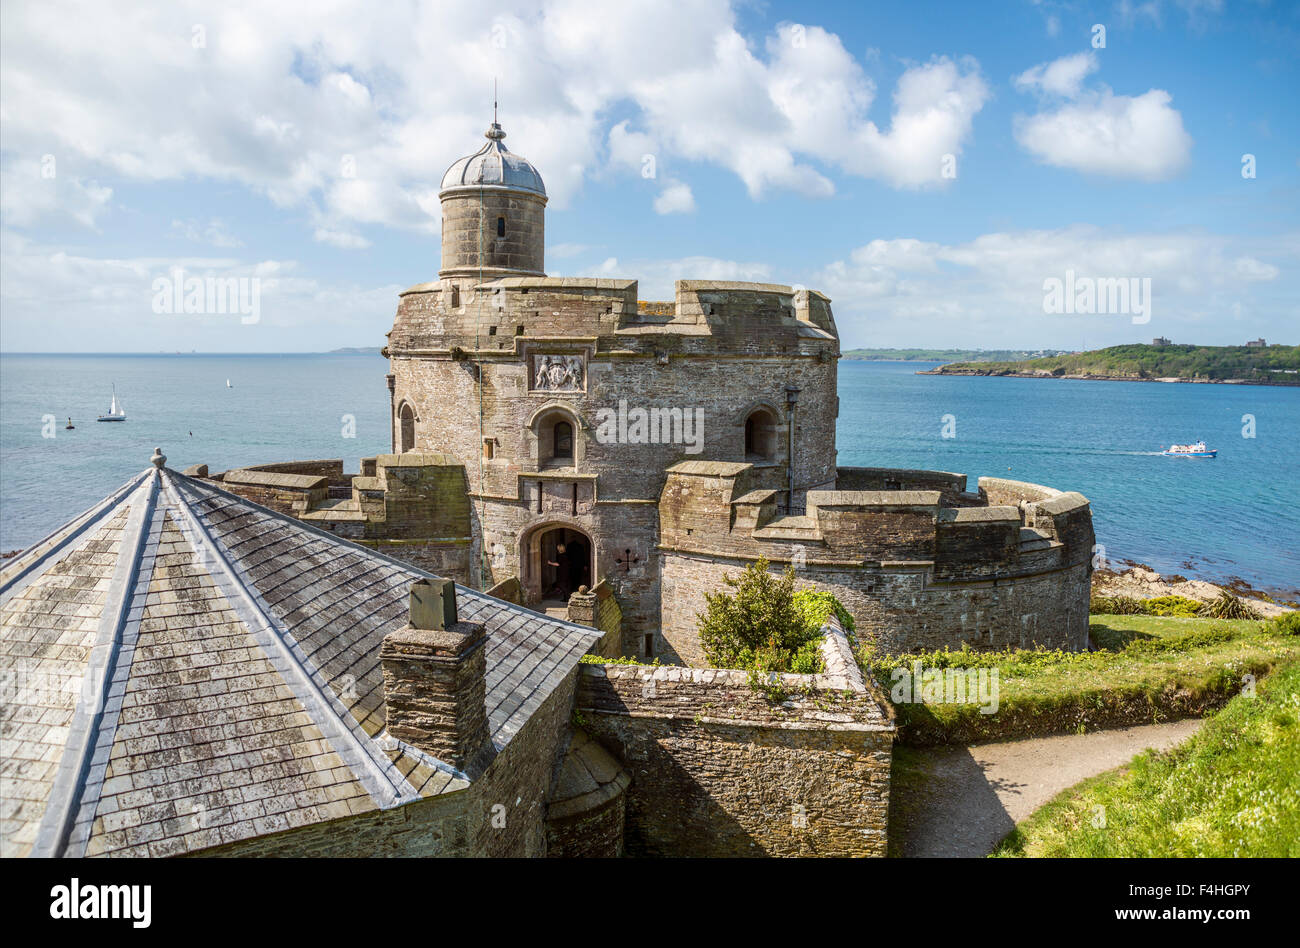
1012,51,1191,180
171,218,244,247
313,227,372,249
0,230,400,351
654,180,695,214
1,2,992,239
0,157,113,229
814,227,1295,348
1014,51,1098,98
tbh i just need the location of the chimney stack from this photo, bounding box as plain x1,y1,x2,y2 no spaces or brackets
380,578,491,772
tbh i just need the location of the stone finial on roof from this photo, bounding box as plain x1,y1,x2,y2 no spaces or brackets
150,447,166,469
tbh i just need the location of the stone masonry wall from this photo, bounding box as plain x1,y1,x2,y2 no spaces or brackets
575,627,893,857
658,468,1094,661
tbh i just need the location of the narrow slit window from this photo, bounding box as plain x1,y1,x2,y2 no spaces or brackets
497,217,506,237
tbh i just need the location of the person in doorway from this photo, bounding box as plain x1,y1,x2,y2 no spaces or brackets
546,542,571,599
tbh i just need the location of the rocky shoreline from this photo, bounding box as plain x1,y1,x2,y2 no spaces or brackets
1093,562,1297,616
919,367,1299,386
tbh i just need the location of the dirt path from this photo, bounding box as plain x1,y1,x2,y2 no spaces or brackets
891,719,1203,858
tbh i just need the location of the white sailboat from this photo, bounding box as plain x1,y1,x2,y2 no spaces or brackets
97,384,126,422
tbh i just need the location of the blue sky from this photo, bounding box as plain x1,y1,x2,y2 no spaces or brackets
1,0,1296,352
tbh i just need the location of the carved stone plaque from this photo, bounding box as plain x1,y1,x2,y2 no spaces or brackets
531,354,584,392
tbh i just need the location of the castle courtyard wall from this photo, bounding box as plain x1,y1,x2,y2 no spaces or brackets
574,627,893,857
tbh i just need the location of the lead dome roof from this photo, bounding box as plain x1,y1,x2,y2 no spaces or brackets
440,122,546,197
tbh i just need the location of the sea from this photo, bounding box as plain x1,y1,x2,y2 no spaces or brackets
2,354,1297,596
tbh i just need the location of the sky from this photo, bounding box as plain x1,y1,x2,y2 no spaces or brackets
0,0,1297,353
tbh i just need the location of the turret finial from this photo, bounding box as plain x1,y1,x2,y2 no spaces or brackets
150,447,166,469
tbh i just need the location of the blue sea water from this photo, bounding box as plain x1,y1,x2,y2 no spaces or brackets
2,354,1297,594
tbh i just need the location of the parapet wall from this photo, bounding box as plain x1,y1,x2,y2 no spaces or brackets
389,277,838,357
197,455,475,583
658,463,1094,661
575,620,893,857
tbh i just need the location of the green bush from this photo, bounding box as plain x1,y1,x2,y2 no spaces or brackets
793,588,856,634
1198,591,1263,620
1267,611,1300,636
696,557,831,674
1145,594,1204,617
1089,595,1149,615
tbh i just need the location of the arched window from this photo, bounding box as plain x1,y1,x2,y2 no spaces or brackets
553,421,573,459
497,216,506,237
449,285,460,308
744,408,777,461
399,404,416,453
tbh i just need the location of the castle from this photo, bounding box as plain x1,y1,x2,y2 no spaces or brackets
0,120,1097,860
203,118,1096,664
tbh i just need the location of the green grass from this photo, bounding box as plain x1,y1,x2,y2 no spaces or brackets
991,659,1300,857
860,615,1299,745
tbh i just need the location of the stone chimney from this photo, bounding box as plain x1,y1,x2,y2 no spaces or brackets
380,578,491,772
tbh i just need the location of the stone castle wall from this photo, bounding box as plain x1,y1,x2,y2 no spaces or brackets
658,463,1094,662
387,277,841,652
574,623,894,857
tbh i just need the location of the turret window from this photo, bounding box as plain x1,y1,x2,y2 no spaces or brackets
497,216,506,237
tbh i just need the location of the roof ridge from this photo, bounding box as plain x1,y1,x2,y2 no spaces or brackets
31,468,160,857
0,469,151,607
159,470,421,809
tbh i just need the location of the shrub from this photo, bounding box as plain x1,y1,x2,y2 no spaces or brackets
793,588,856,634
1145,595,1204,618
1266,611,1300,636
1089,595,1149,616
1198,591,1263,620
696,557,826,674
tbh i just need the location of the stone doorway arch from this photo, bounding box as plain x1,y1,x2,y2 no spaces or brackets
520,523,593,609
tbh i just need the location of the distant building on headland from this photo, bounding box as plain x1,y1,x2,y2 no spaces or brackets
1152,337,1172,346
1246,338,1266,348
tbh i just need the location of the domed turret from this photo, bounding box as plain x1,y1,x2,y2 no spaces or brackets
439,121,546,279
440,122,546,196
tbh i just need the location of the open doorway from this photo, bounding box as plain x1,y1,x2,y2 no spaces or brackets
522,524,593,609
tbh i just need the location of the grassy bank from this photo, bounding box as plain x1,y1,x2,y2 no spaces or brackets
991,660,1300,857
860,614,1298,746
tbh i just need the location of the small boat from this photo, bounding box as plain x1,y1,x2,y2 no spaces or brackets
1161,440,1216,458
226,379,232,388
97,385,126,422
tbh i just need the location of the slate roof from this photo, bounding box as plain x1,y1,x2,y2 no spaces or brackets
0,457,601,857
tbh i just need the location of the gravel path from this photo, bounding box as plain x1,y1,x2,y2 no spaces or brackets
891,719,1203,857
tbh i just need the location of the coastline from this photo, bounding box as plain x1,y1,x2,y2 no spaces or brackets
918,368,1300,387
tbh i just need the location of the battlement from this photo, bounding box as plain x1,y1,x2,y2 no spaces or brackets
388,276,837,355
657,462,1094,661
658,462,1092,576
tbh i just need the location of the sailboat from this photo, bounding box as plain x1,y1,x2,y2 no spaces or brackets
97,384,126,422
